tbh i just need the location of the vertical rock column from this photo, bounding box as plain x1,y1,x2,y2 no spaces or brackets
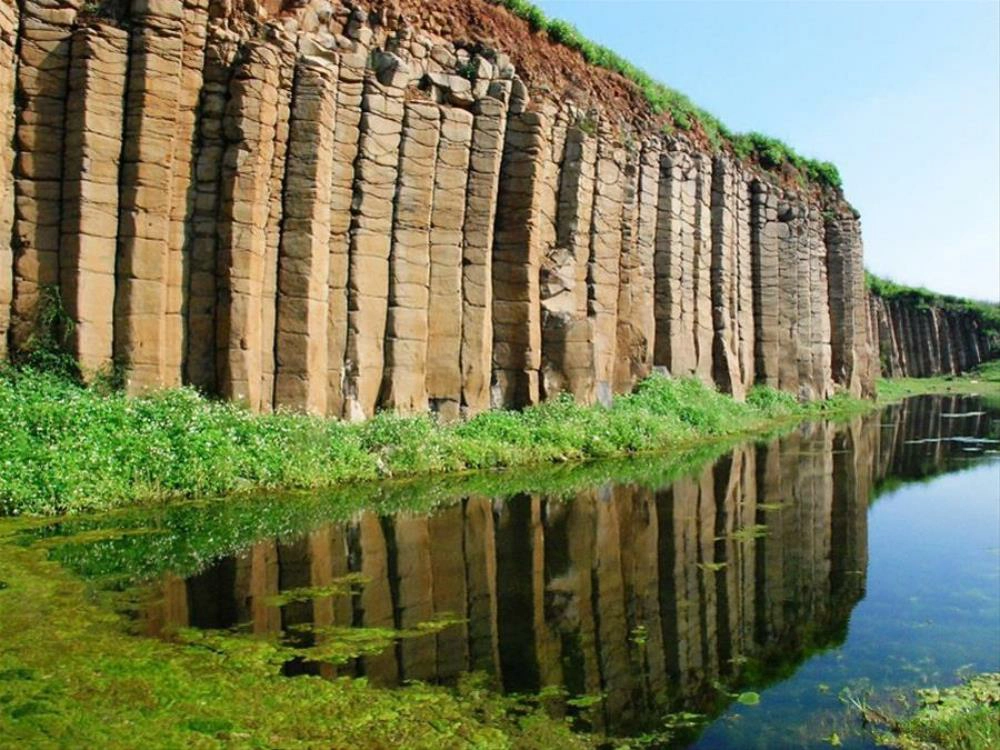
826,211,871,395
426,107,472,421
342,53,406,420
60,24,128,375
692,153,715,384
10,0,79,351
258,33,296,411
540,120,595,403
185,32,239,392
215,41,280,408
273,56,338,413
325,44,368,417
460,96,507,415
115,0,184,391
163,0,209,387
776,197,803,395
381,101,440,413
751,180,780,388
654,141,698,377
735,171,755,393
808,207,833,397
587,126,626,404
614,137,660,393
492,109,547,408
0,0,17,359
710,156,747,400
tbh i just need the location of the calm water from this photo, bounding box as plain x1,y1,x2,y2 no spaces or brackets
30,395,1000,748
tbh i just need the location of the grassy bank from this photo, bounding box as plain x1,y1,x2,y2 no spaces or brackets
0,366,867,516
877,358,1000,404
851,673,1000,750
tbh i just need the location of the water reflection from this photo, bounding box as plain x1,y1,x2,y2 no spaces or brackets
138,394,996,739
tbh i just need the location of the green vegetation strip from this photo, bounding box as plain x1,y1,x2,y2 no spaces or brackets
495,0,842,188
1,365,872,516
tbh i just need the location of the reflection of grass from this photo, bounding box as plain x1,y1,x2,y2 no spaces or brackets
0,530,592,748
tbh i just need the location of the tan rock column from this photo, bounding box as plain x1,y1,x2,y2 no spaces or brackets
215,41,281,409
808,207,833,397
390,515,436,681
0,0,17,359
587,128,626,404
258,34,296,411
751,180,780,387
426,108,472,420
428,505,470,679
185,33,239,392
163,0,210,387
710,156,746,399
692,153,715,384
59,25,127,375
825,210,868,395
492,110,548,408
654,141,698,376
464,496,501,679
776,197,803,395
10,0,79,352
326,46,368,417
273,56,338,413
114,0,185,392
614,137,660,392
381,101,440,414
735,174,755,393
461,97,507,416
342,55,407,421
541,121,596,403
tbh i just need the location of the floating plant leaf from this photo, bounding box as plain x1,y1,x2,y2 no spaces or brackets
737,691,761,706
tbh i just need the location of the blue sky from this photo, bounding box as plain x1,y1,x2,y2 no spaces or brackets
533,0,1000,302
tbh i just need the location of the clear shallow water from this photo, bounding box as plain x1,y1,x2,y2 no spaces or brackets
28,395,1000,748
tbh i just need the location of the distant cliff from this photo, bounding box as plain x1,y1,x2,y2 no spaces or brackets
0,0,877,416
867,275,998,378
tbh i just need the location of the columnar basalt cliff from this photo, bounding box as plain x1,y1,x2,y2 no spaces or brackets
0,0,879,416
867,290,998,378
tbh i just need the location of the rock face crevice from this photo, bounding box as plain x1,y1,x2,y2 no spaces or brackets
0,0,884,415
867,292,996,378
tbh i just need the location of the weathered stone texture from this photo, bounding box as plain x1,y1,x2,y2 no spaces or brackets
426,107,472,421
60,24,128,374
273,57,338,414
11,0,80,351
381,100,440,414
0,0,17,360
492,110,547,408
114,0,185,392
342,63,405,421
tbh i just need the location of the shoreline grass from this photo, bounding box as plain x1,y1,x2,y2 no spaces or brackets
3,359,998,517
1,365,876,516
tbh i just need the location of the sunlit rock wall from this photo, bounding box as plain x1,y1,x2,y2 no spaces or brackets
868,292,996,378
0,0,878,414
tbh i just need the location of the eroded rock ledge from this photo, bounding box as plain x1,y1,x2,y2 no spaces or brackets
0,0,879,416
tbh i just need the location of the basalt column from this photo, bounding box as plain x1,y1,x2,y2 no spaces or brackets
10,0,79,351
541,119,596,403
460,96,507,415
614,138,661,393
492,110,547,409
215,41,281,409
826,211,872,395
588,126,626,404
114,0,185,392
184,33,240,392
342,54,406,421
273,57,338,413
59,25,127,374
325,43,368,417
710,156,752,400
426,108,472,420
0,0,17,358
381,101,440,414
750,181,780,388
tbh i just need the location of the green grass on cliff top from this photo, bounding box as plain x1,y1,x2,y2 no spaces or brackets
0,363,867,516
866,271,1000,338
495,0,842,190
